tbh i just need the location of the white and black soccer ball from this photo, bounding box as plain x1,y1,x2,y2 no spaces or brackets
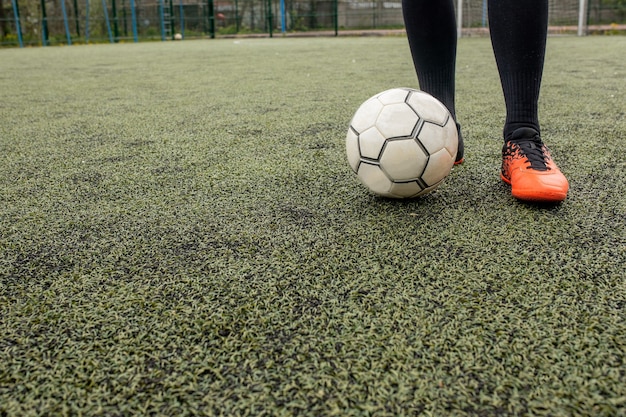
346,88,459,198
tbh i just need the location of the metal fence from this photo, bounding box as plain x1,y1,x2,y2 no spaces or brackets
1,0,624,47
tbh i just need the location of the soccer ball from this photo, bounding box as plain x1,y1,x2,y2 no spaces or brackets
174,33,183,40
346,87,458,198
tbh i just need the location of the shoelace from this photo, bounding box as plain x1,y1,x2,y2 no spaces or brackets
513,137,550,171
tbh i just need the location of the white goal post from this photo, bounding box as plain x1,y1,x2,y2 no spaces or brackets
578,0,588,36
456,0,590,37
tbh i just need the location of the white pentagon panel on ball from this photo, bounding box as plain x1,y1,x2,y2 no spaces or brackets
377,88,411,105
380,139,428,181
345,128,361,172
407,90,450,126
421,148,454,186
358,126,387,160
388,181,424,198
376,103,419,139
358,163,393,196
350,98,384,133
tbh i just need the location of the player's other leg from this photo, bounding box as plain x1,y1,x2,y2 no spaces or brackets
402,0,464,164
489,0,568,202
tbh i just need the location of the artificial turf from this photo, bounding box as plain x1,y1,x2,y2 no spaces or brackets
0,36,625,416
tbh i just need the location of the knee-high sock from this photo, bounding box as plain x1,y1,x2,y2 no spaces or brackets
489,0,549,140
402,0,457,120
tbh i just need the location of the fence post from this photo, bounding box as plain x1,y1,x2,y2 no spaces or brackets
235,0,239,32
85,0,90,42
577,0,588,36
482,0,487,27
159,0,166,40
267,0,273,37
178,0,184,38
130,0,138,41
333,0,338,36
73,0,81,36
11,0,24,47
208,0,215,38
102,0,114,42
280,0,285,33
61,0,73,44
40,0,48,45
111,0,119,41
168,0,174,39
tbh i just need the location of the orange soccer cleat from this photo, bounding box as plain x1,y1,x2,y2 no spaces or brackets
501,127,569,203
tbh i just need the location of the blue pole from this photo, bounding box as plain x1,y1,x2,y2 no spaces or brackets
179,0,184,38
130,0,138,42
159,0,166,41
482,0,487,27
280,0,285,33
61,0,73,45
102,0,114,42
85,0,90,42
11,0,24,47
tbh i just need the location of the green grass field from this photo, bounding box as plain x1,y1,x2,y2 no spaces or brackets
1,36,625,416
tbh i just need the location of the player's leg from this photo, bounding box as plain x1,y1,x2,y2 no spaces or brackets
402,0,463,164
489,0,569,202
489,0,547,139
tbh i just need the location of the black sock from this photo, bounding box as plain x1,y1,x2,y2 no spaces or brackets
402,0,457,121
402,0,548,142
488,0,548,140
